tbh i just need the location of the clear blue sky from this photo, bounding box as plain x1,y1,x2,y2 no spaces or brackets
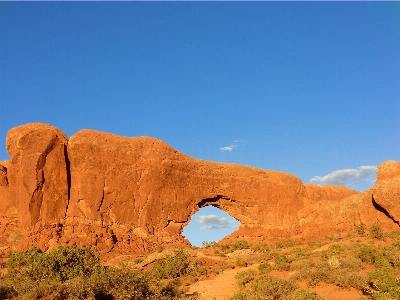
1,3,399,246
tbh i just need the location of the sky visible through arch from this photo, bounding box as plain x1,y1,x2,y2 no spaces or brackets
1,2,399,244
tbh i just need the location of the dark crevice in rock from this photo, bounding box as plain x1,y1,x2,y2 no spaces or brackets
64,144,71,220
372,194,400,227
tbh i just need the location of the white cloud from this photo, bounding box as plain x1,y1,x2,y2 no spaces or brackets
310,166,377,186
219,145,236,152
220,140,241,152
197,214,238,230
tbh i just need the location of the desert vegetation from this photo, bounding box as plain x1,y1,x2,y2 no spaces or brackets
0,224,400,299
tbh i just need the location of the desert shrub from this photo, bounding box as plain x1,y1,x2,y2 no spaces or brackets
293,248,306,259
252,243,270,253
367,270,400,299
213,249,226,257
274,254,292,271
378,246,400,269
258,262,272,274
202,241,217,248
2,247,197,300
92,266,157,300
307,240,324,250
235,269,257,288
320,250,329,260
357,223,366,236
357,245,379,265
235,257,251,268
339,256,364,270
326,234,340,242
284,240,296,248
290,289,325,300
332,269,367,289
233,240,250,250
249,274,298,299
370,223,384,240
4,245,102,293
328,244,343,255
327,256,340,268
291,258,366,289
220,244,231,251
229,274,299,300
392,237,400,249
151,249,199,279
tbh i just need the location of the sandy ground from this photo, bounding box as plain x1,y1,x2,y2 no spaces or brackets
187,264,365,300
186,265,257,300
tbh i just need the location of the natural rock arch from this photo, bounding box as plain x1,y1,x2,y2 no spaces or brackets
1,123,399,258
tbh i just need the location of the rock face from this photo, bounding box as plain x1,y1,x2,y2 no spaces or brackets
370,161,400,224
0,123,399,257
6,124,69,228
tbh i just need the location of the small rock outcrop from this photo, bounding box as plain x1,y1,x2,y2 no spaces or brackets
0,123,399,257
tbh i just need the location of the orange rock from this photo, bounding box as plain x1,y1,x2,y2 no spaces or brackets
370,161,400,224
6,123,69,227
1,123,399,257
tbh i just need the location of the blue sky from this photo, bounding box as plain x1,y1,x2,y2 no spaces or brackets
1,3,399,246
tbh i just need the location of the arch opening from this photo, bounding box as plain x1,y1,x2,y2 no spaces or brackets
182,204,241,247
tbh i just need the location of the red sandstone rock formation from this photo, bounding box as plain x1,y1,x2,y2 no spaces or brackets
6,124,69,227
0,123,399,257
370,161,400,223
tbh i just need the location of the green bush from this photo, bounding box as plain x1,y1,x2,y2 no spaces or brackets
291,289,325,300
151,249,201,280
328,244,343,255
229,274,300,299
293,248,306,259
235,269,257,288
232,240,250,250
202,241,217,248
246,274,298,299
370,223,384,240
235,257,251,268
1,246,199,300
356,223,366,236
368,270,400,299
5,246,102,284
274,254,292,271
258,262,272,274
357,245,379,265
252,243,270,253
220,244,231,251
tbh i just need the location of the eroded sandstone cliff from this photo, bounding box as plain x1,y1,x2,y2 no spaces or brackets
0,123,398,257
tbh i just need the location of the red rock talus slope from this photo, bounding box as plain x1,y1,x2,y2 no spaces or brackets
0,123,399,257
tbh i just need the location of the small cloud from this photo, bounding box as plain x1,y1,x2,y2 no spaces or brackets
219,140,240,152
197,214,238,230
219,145,236,152
310,166,377,186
